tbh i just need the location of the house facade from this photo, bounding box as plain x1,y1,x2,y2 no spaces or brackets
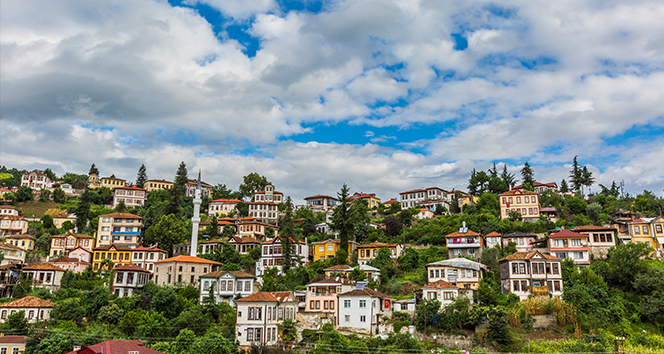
349,192,380,209
357,242,403,265
255,237,308,276
445,226,484,260
237,218,278,240
235,292,297,348
548,230,590,266
627,217,664,250
426,258,487,290
0,296,54,323
337,286,392,335
153,255,222,287
0,335,27,354
208,198,242,217
247,202,280,224
5,234,36,251
512,182,558,194
100,176,127,189
484,231,502,249
399,187,451,210
129,246,168,272
22,263,66,292
303,195,338,212
0,215,28,236
0,206,19,216
502,232,537,253
253,184,283,203
112,186,147,208
185,178,212,197
96,213,143,248
21,171,53,190
199,270,256,305
48,256,90,273
50,233,95,258
499,189,540,220
499,251,564,300
311,239,358,261
0,242,26,265
421,280,467,308
304,278,356,323
573,225,618,257
92,245,133,271
144,179,174,192
111,264,151,297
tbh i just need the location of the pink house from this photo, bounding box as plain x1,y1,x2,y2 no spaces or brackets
67,246,93,265
502,232,537,253
48,256,90,273
305,278,356,323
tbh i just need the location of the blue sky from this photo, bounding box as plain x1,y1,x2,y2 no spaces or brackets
1,0,664,203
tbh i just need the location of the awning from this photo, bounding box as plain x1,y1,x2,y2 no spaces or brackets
657,237,664,245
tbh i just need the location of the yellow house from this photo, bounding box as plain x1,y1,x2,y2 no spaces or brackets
457,194,479,208
357,242,404,265
100,176,126,189
628,216,663,249
92,245,133,271
5,234,36,251
349,192,381,209
311,239,359,261
52,213,77,230
144,179,174,192
0,335,27,353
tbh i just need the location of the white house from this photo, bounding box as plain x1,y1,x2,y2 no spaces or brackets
111,264,151,298
399,187,451,210
255,237,308,276
421,280,469,309
499,251,564,300
235,291,297,348
112,186,147,209
337,284,392,335
22,263,66,293
0,296,54,323
0,206,19,217
199,270,257,305
21,171,53,190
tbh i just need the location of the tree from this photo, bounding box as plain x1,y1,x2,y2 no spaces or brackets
487,307,512,348
235,201,249,217
144,214,189,257
212,184,236,200
586,202,602,224
75,189,95,232
43,168,57,182
89,163,99,175
35,233,51,253
209,215,218,238
52,187,66,203
136,164,148,188
84,286,110,321
500,164,517,189
331,184,352,256
570,155,583,192
560,179,570,193
350,199,371,243
384,215,402,237
13,274,32,298
50,300,85,323
468,169,479,196
151,287,183,319
280,197,296,271
39,189,51,201
582,166,595,194
238,173,270,201
2,310,29,334
279,319,298,343
98,303,122,325
415,299,440,330
521,161,534,186
41,215,55,229
165,161,188,216
15,186,32,202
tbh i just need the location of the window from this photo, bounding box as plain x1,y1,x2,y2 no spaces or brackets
554,281,561,291
330,301,334,309
310,300,315,309
116,272,124,283
359,300,366,308
1,310,7,319
360,315,366,323
28,310,34,319
521,280,528,292
0,348,6,354
443,292,453,300
518,263,525,274
571,239,581,246
220,280,226,291
428,292,437,300
327,245,334,251
247,328,254,341
634,226,640,234
324,301,328,309
513,280,520,291
643,226,649,234
657,225,663,233
516,197,521,203
524,196,529,203
315,301,320,309
245,281,251,292
344,299,351,308
345,315,350,322
237,281,243,291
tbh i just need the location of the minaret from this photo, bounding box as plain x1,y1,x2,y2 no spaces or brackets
190,169,202,257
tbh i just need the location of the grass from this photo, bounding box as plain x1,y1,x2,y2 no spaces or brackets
15,200,63,218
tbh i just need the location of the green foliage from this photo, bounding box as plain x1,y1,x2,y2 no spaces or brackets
50,300,85,324
13,273,32,299
414,299,440,331
1,310,29,334
486,306,512,349
520,161,534,186
279,318,298,342
15,186,33,202
136,164,148,188
144,214,188,257
173,306,211,336
97,303,122,325
151,287,183,319
84,286,110,321
331,184,352,255
237,172,270,201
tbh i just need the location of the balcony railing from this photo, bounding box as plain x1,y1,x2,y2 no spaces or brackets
530,285,549,296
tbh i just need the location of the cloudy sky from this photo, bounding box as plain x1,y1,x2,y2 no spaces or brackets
2,0,664,204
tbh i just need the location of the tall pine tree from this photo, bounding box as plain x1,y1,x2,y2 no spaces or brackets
560,179,569,193
164,162,188,216
501,164,517,189
331,184,352,256
89,163,99,175
521,162,535,186
136,164,148,188
582,166,595,194
570,155,583,192
280,196,296,270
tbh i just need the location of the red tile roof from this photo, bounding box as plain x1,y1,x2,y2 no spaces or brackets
23,263,66,272
572,225,617,232
65,340,165,354
324,265,353,271
0,242,24,251
5,234,37,241
304,195,337,200
114,264,151,273
0,336,27,344
307,277,356,286
52,232,95,239
131,246,167,252
114,186,147,191
210,198,242,203
98,213,142,219
549,229,588,239
154,255,222,265
48,256,89,264
499,189,538,196
421,280,458,289
498,251,561,261
445,230,481,238
339,287,387,298
485,231,502,237
400,189,426,195
0,296,55,308
357,242,399,249
236,292,279,302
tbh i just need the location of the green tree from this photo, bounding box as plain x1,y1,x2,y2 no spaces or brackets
2,310,29,334
582,166,595,194
75,189,96,232
136,164,148,188
39,189,51,201
13,273,32,298
212,183,236,200
560,179,570,193
52,187,66,203
521,161,534,186
50,300,85,324
414,299,440,330
384,215,402,237
89,163,99,175
151,287,183,319
238,173,270,201
487,307,512,348
98,303,122,325
15,186,33,202
235,201,249,217
173,306,211,336
136,311,169,344
570,155,583,192
280,196,296,270
501,164,517,189
84,286,110,321
350,199,371,243
165,161,188,216
331,184,352,256
144,214,188,257
279,318,298,342
586,202,602,224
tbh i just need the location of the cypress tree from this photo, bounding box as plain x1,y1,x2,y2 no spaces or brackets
136,164,148,188
331,184,352,256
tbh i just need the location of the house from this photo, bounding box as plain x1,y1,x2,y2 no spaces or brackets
311,238,358,261
100,176,126,189
237,218,278,240
96,213,143,248
48,256,90,273
67,246,93,264
111,264,151,297
0,206,19,216
0,242,26,265
0,335,28,354
0,296,54,323
322,264,381,282
499,251,564,300
457,194,478,209
502,232,537,253
88,173,100,188
227,236,262,255
304,278,356,324
92,245,133,271
303,195,338,212
129,246,168,272
484,231,502,249
153,255,222,287
208,198,242,217
426,258,487,290
357,242,403,265
348,192,381,209
399,187,451,211
539,207,559,222
50,233,95,258
247,201,280,224
548,229,590,266
235,292,297,348
5,234,36,251
0,264,21,297
445,223,484,260
199,270,256,305
421,280,468,308
499,189,540,221
573,225,618,257
0,215,28,236
337,285,392,335
185,178,212,198
360,264,381,282
21,170,53,190
253,184,283,203
255,237,308,276
415,208,435,220
511,181,558,194
392,299,416,316
143,179,174,192
112,186,147,208
65,340,165,354
22,263,66,292
53,213,77,230
627,216,664,250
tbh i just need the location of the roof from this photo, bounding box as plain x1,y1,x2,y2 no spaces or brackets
384,199,399,204
227,236,260,244
485,231,502,237
98,213,142,219
339,287,387,298
0,336,27,344
445,230,481,238
235,291,293,303
114,264,151,273
23,263,66,272
48,256,89,264
93,245,133,251
5,234,37,241
145,179,172,183
324,264,353,271
210,198,242,204
52,232,95,239
304,195,337,200
254,190,283,195
499,189,539,196
307,277,356,286
131,246,167,252
539,207,557,212
65,340,164,354
114,186,147,191
23,170,46,176
0,242,24,251
400,189,426,195
200,270,255,278
357,242,399,249
512,181,558,190
187,179,212,187
549,229,588,239
360,264,380,272
499,251,562,262
0,296,55,308
0,205,16,209
426,258,487,271
504,232,536,238
572,225,617,232
263,237,306,244
154,255,222,265
0,215,26,221
271,291,293,302
422,280,458,290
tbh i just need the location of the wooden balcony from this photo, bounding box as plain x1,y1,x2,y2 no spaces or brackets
531,285,549,296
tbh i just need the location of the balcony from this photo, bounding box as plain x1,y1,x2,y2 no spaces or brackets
447,239,481,248
530,285,549,297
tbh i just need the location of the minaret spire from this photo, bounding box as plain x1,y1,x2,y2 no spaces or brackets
190,169,202,257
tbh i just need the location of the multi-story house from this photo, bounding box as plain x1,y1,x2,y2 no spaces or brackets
111,264,151,297
92,245,133,271
253,184,283,203
0,206,19,216
399,187,451,210
225,236,261,255
445,224,484,260
99,176,127,189
154,255,222,287
112,186,148,208
0,242,26,265
499,251,564,300
208,198,242,217
67,246,93,264
0,215,28,236
247,202,280,224
502,232,537,253
143,179,173,192
573,225,618,257
199,270,256,305
357,242,403,265
5,234,36,251
348,192,381,209
627,216,664,249
322,264,381,282
337,285,392,335
255,237,308,276
237,218,278,240
185,178,212,198
21,171,53,190
421,280,467,308
22,263,66,292
87,173,100,188
304,278,355,324
484,231,502,249
457,193,478,209
0,264,21,297
511,182,558,194
548,230,590,266
50,232,95,258
303,195,338,212
129,246,168,272
415,208,435,219
311,239,358,261
0,335,27,354
235,291,297,348
0,296,54,323
48,255,90,273
426,258,487,290
499,189,540,220
52,213,77,230
96,213,143,248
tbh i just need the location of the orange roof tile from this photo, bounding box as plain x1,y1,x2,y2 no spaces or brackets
98,213,142,219
498,251,561,261
572,225,617,232
485,231,502,237
445,230,481,238
324,264,353,271
0,296,54,308
5,234,37,241
549,229,588,239
357,242,399,249
304,195,337,200
236,292,279,302
52,232,95,239
422,280,458,289
0,242,24,251
23,263,66,272
154,255,222,265
114,264,151,273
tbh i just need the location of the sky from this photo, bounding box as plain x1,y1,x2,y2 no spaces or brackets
1,0,664,205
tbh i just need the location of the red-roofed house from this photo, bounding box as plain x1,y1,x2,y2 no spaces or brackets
0,215,28,237
154,255,222,287
0,296,54,323
573,225,618,257
0,205,19,216
499,251,564,300
255,237,308,276
337,285,392,335
208,198,242,217
421,280,469,308
305,277,356,320
348,192,381,209
253,184,283,203
0,242,26,265
445,223,484,260
235,291,297,348
112,186,147,208
48,255,90,273
247,201,280,224
548,229,590,265
65,340,165,354
499,189,540,220
0,335,28,354
484,231,502,249
23,263,66,292
399,187,451,211
199,270,257,305
21,170,53,190
130,246,168,272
